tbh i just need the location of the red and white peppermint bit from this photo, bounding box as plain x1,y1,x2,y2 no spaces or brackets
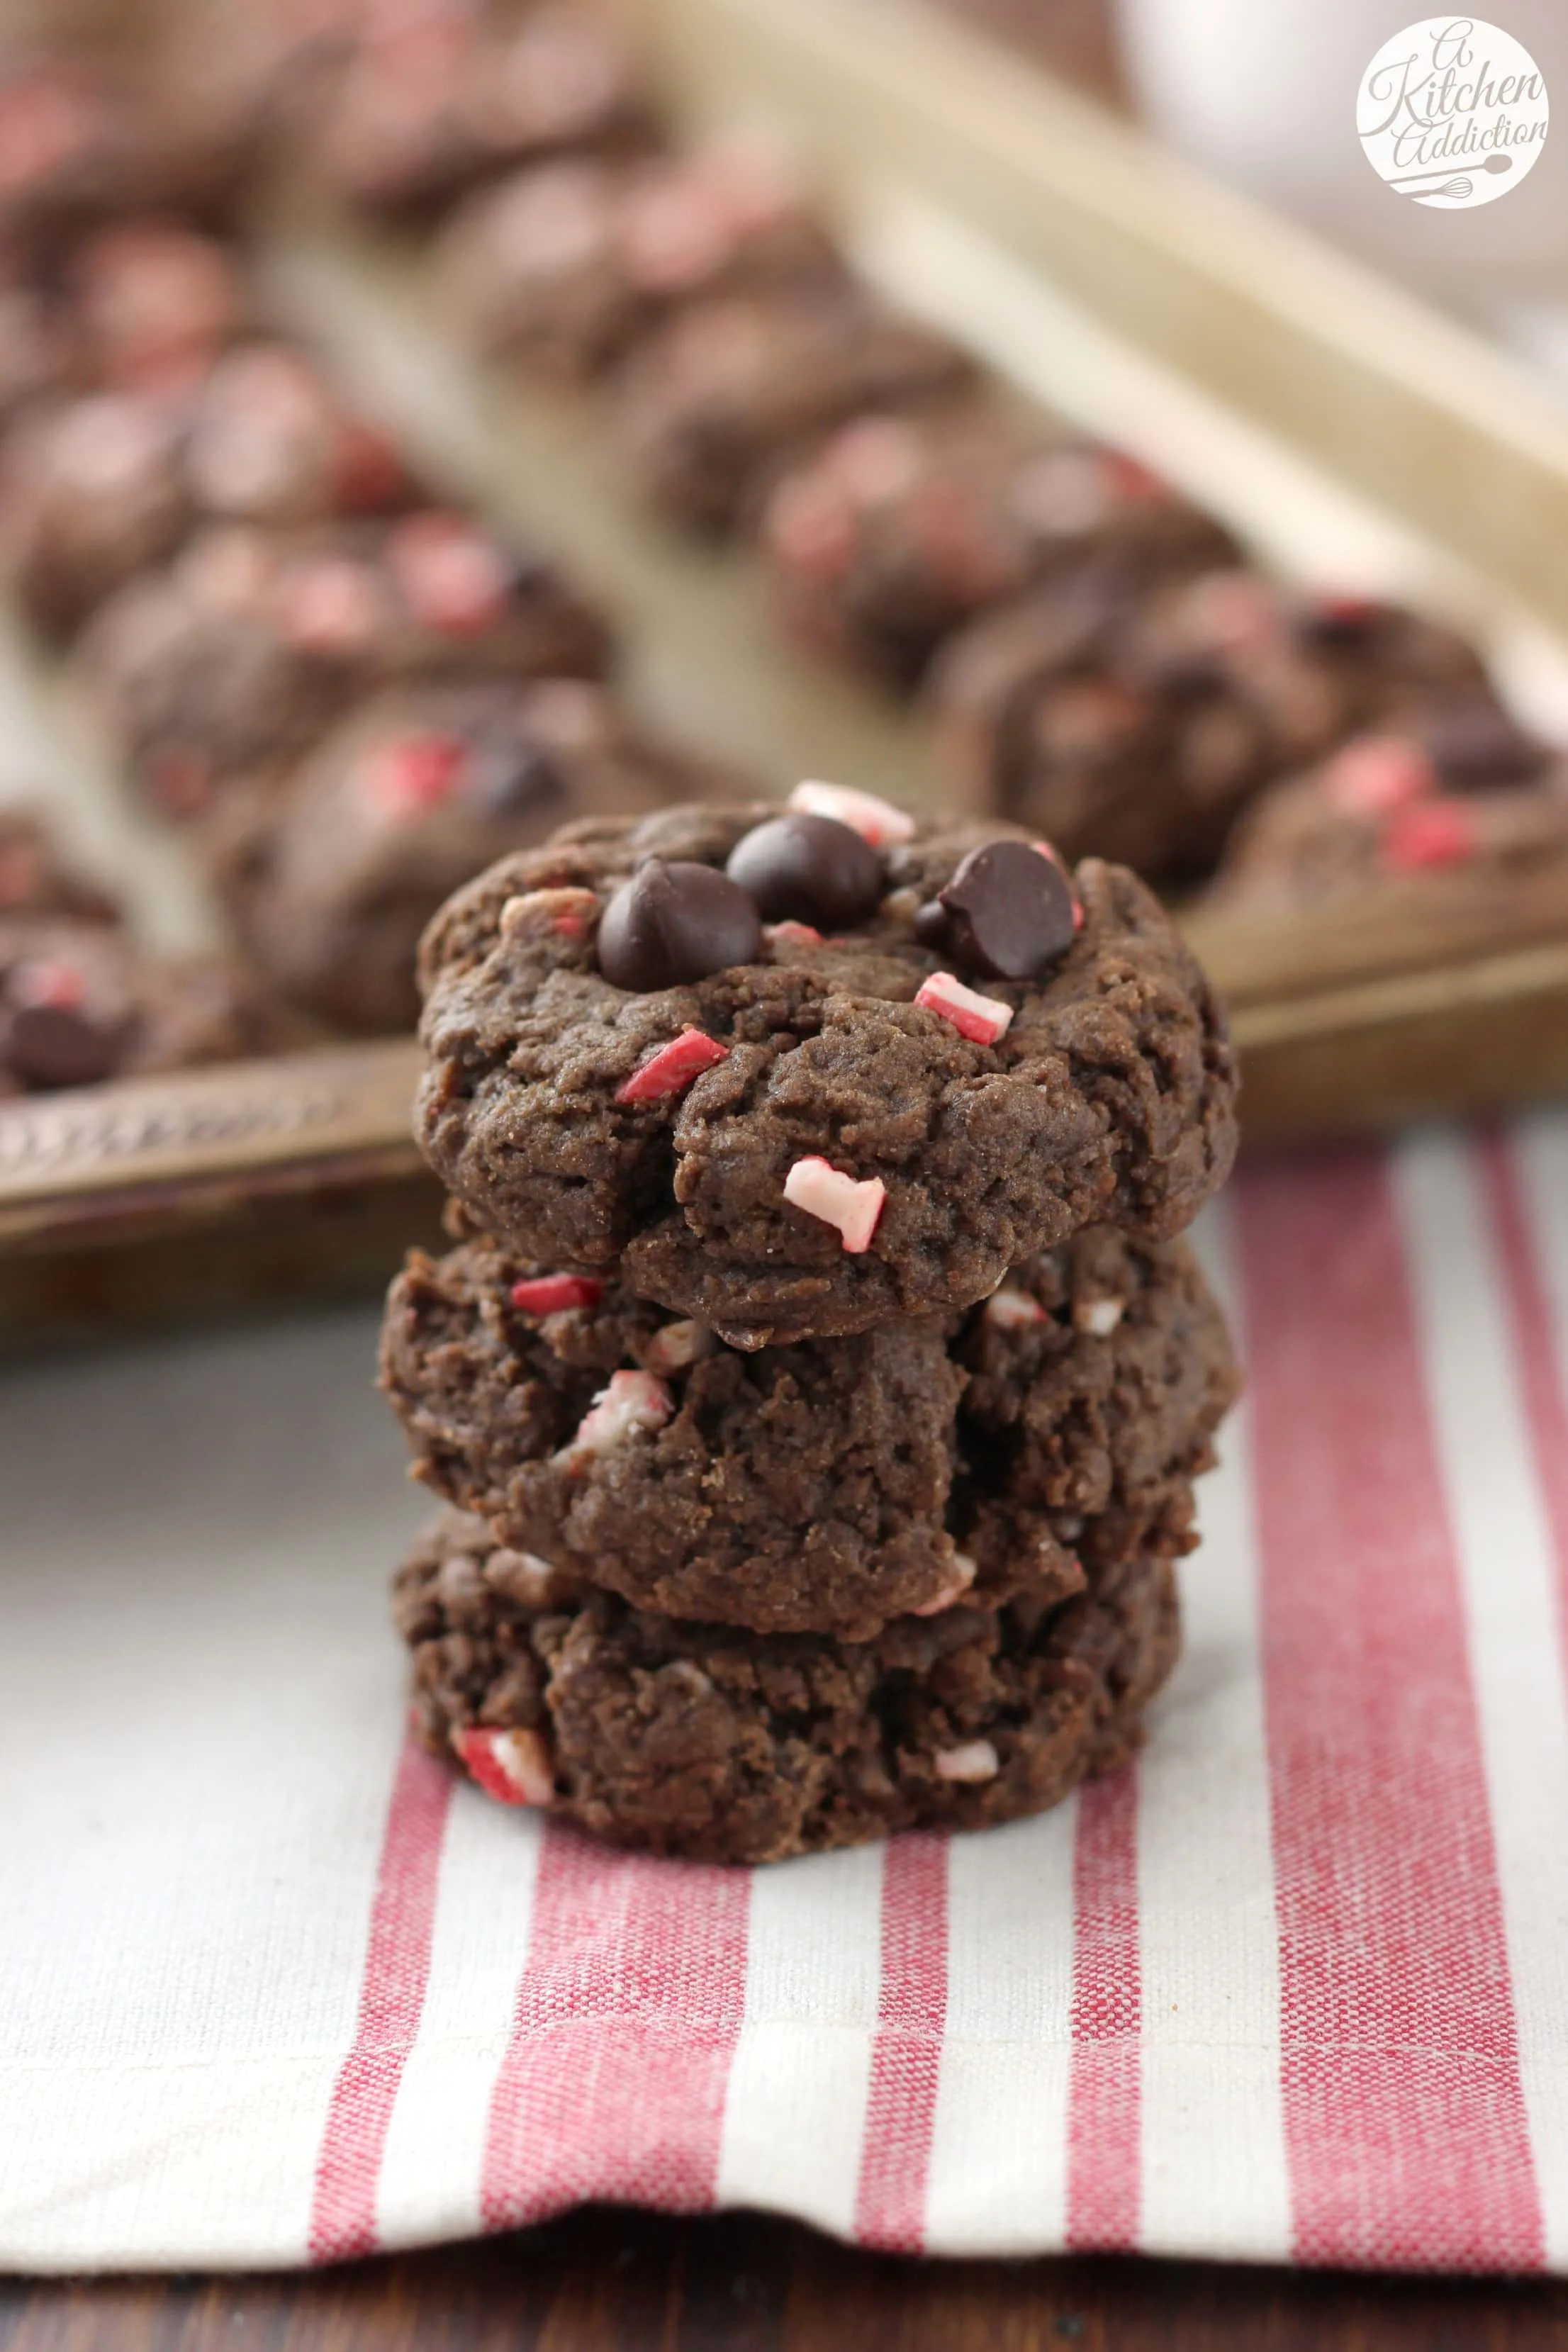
363,731,468,814
568,1369,673,1456
934,1738,1000,1784
984,1287,1047,1331
391,513,510,636
9,956,87,1012
1379,799,1478,874
782,1156,886,1254
910,1551,978,1616
1074,1296,1125,1338
498,886,598,943
766,475,856,580
509,1272,603,1315
788,778,916,846
1323,735,1436,819
764,919,823,951
278,556,384,654
914,970,1014,1046
644,1318,714,1373
454,1725,554,1808
615,1026,729,1106
1313,589,1382,629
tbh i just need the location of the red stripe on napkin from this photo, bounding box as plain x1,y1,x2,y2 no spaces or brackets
308,1735,453,2263
1065,1767,1141,2251
1238,1151,1542,2271
855,1832,948,2253
481,1821,749,2232
1479,1131,1568,1657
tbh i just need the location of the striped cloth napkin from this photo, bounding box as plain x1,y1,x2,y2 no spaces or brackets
4,1113,1568,2275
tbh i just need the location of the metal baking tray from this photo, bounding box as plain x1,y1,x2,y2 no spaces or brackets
7,0,1568,1345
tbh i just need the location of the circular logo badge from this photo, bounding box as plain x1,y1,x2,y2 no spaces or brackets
1357,17,1548,207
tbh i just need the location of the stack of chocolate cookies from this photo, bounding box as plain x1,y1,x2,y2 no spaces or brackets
380,785,1242,1862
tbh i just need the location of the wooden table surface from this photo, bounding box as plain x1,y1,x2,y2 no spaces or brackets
4,2206,1568,2350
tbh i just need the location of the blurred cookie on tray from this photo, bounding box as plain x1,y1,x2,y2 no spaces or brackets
311,0,654,221
436,137,841,381
0,914,302,1099
758,406,1239,695
929,569,1522,885
1206,727,1568,915
612,281,973,533
1,339,423,639
82,508,614,824
208,677,741,1034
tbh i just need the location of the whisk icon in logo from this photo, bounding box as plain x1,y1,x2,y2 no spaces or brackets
1357,18,1548,207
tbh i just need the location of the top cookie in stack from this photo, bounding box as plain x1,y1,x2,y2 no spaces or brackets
412,784,1238,1348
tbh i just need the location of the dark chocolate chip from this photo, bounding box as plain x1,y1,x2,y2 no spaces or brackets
598,857,763,991
5,1001,124,1089
933,839,1076,980
724,812,882,929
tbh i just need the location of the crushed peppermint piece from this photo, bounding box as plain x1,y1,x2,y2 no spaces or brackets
1378,799,1478,873
454,1725,555,1807
914,969,1014,1045
934,1738,1000,1783
782,1156,885,1253
910,1552,978,1615
1323,735,1435,818
984,1287,1047,1331
616,1025,729,1105
1074,1296,1125,1337
566,1368,673,1456
498,886,598,941
644,1318,714,1372
363,731,466,814
509,1272,603,1315
763,919,824,950
788,778,916,846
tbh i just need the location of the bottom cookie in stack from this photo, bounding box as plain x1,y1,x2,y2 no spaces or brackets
396,1508,1181,1864
381,1223,1238,1861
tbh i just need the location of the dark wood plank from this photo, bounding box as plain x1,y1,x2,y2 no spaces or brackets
5,2208,1568,2352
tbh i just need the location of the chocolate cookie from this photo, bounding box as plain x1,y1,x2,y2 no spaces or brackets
65,218,248,395
0,57,243,262
379,1223,1233,1638
931,569,1508,884
611,284,971,534
0,916,296,1094
437,140,840,381
213,681,732,1036
415,793,1238,1347
1208,728,1568,914
381,1238,968,1637
396,1506,1181,1862
4,342,420,638
313,2,652,220
82,511,612,822
760,408,1238,694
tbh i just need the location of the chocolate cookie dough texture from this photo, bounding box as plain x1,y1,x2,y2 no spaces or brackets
386,784,1242,1858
